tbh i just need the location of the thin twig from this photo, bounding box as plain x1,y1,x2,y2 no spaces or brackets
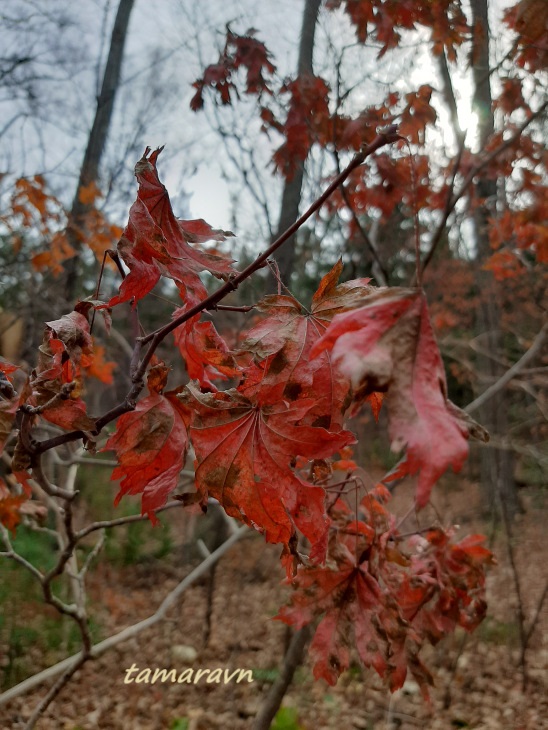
524,579,548,649
76,499,186,539
465,322,547,415
24,652,90,730
332,147,389,285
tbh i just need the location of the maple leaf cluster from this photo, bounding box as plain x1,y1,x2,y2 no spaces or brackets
1,175,122,275
3,0,545,700
190,28,276,111
277,486,494,696
4,149,487,544
326,0,468,59
0,148,494,697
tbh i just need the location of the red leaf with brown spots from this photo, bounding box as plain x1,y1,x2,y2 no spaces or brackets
103,364,191,522
239,260,372,429
181,384,355,551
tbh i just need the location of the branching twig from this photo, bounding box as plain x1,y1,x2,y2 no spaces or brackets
76,499,186,539
0,524,44,584
465,322,548,415
0,526,248,708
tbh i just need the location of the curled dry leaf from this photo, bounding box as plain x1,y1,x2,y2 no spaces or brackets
312,287,487,507
29,311,96,431
0,360,21,456
105,147,235,309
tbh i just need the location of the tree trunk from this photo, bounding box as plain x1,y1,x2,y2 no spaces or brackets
269,0,322,290
470,0,520,517
252,626,312,730
62,0,135,306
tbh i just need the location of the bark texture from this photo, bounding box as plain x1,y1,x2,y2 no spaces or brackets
62,0,135,305
269,0,322,289
470,0,520,517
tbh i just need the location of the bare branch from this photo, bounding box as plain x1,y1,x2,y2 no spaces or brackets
76,499,186,539
465,323,548,415
0,526,248,708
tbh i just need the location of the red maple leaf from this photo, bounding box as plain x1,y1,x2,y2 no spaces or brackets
106,148,235,309
326,0,375,42
172,309,240,389
181,384,355,551
239,260,372,429
190,28,276,110
270,75,331,179
0,478,27,533
399,85,437,145
103,364,191,522
312,288,488,507
0,360,21,456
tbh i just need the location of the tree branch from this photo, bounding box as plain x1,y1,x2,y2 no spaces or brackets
0,526,248,708
465,322,548,415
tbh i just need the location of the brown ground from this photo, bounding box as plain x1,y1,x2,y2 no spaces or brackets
1,479,547,730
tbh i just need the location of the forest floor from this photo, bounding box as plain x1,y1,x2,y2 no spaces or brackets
1,478,547,730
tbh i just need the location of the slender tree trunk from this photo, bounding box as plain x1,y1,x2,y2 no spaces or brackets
252,626,312,730
269,0,322,290
470,0,520,517
62,0,135,306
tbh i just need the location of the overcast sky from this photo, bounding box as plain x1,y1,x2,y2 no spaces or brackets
1,0,516,252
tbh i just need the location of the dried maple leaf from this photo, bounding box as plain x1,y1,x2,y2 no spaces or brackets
28,311,96,431
312,288,487,507
103,364,191,522
181,384,355,550
401,529,494,638
0,478,27,533
239,260,372,429
0,361,20,455
277,539,396,687
106,148,235,308
172,309,240,389
190,28,276,110
279,487,493,694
